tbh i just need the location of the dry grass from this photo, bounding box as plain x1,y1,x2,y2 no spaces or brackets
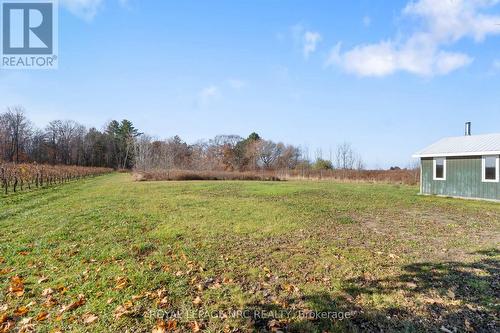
133,169,282,181
283,169,420,185
133,169,419,185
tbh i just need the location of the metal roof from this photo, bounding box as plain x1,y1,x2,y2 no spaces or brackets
413,133,500,158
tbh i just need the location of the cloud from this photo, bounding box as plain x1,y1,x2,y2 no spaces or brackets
291,24,322,59
327,38,473,77
327,0,500,77
303,31,322,58
61,0,104,20
197,85,220,107
118,0,130,7
61,0,130,20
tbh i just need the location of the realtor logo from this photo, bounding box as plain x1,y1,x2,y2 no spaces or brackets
1,0,58,69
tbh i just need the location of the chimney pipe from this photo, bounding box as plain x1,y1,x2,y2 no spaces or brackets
465,122,471,136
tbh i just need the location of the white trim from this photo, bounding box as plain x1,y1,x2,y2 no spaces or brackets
419,159,423,194
481,155,500,183
433,157,446,181
413,150,500,158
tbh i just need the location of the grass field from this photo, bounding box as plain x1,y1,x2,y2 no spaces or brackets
0,173,499,333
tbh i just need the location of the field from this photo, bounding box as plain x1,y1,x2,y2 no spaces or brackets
0,173,499,332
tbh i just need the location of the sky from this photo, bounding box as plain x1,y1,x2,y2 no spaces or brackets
2,0,500,168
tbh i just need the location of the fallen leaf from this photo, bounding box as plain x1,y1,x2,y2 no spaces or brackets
41,288,54,297
9,276,24,297
0,269,13,275
43,296,58,308
1,320,15,332
114,301,133,319
192,296,202,306
114,276,128,290
18,318,35,333
25,302,36,308
82,313,98,324
36,312,49,321
18,324,35,333
156,288,167,299
283,283,299,293
37,276,49,284
152,320,167,333
157,296,169,308
56,286,68,294
106,298,114,305
167,319,178,330
19,317,32,325
58,295,85,314
189,321,202,332
18,251,29,256
14,306,29,316
0,313,8,324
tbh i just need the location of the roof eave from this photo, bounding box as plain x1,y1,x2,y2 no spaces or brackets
412,151,500,158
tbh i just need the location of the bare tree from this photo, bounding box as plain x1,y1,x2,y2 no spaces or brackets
277,145,301,170
335,142,355,170
256,140,282,169
134,134,153,171
0,106,32,163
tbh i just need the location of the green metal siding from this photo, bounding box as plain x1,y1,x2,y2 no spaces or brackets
421,156,500,200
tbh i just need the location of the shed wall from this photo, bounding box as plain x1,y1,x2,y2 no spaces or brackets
421,156,500,200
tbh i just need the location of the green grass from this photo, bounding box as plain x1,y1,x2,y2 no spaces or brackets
0,173,499,332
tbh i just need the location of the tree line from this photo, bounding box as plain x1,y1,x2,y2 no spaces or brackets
0,106,140,169
134,133,364,172
1,106,364,172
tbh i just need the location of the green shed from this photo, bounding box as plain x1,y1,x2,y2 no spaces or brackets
413,127,500,202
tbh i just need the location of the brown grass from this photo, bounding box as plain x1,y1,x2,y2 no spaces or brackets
133,170,282,181
283,169,420,185
133,168,420,185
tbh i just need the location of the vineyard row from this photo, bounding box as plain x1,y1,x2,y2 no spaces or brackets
0,163,113,194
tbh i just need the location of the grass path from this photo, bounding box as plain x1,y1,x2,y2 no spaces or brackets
0,173,499,332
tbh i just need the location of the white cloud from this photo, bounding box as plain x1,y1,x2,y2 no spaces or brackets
303,31,322,58
291,24,322,59
197,85,220,107
61,0,104,20
61,0,130,20
118,0,130,7
327,0,500,77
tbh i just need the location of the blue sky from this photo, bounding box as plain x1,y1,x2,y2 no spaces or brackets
2,0,500,168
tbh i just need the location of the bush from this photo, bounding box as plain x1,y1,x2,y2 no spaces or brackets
313,158,333,170
133,170,282,182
